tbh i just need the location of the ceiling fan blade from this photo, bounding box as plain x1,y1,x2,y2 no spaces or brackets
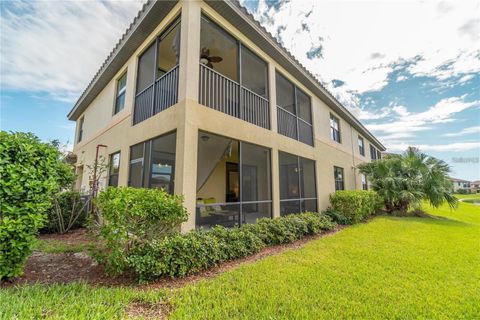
209,56,223,63
207,62,213,68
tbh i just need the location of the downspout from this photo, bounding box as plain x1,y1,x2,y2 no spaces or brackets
92,144,108,198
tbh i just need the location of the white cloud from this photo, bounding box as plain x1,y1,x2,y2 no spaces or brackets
386,141,480,152
248,0,480,102
0,0,144,102
366,96,480,146
444,126,480,137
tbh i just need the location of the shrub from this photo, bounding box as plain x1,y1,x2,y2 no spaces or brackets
0,132,74,280
322,208,350,225
41,191,89,234
93,187,188,274
125,212,336,282
329,190,382,224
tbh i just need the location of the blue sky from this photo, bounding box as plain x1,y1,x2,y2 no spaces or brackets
1,0,479,180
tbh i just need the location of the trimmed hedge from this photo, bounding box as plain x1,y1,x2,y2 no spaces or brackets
329,190,383,224
125,212,336,282
93,187,188,274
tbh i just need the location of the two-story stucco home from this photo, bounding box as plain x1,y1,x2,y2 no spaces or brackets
68,0,385,231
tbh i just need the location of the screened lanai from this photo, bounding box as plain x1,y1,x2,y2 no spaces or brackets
196,131,272,229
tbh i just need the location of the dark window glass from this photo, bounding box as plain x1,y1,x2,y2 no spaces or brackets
115,73,127,114
128,131,176,192
361,174,368,190
300,157,316,199
370,145,377,160
157,21,181,77
149,132,176,193
77,117,84,143
358,136,365,156
334,166,344,191
241,46,268,98
136,43,156,94
301,199,317,212
279,152,300,199
280,200,301,217
200,17,238,81
377,150,382,160
108,152,121,187
330,114,341,143
276,73,295,114
296,89,311,124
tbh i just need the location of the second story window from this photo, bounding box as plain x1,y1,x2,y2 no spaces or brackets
370,145,378,160
330,114,341,143
133,19,181,125
358,136,365,156
114,72,127,114
334,166,344,191
276,72,313,146
108,152,121,187
77,117,84,143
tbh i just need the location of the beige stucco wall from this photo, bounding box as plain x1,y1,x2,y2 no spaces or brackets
72,0,381,231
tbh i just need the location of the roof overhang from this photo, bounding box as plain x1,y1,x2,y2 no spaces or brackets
68,0,385,151
67,0,178,121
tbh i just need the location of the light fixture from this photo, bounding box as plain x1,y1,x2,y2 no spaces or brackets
201,135,210,142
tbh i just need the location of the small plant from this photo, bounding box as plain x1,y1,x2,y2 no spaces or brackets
329,190,383,224
93,187,188,275
42,191,90,234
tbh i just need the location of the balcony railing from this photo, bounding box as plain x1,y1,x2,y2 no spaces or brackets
133,65,179,125
277,106,314,146
199,64,270,129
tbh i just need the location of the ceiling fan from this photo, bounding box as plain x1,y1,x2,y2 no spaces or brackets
200,48,223,68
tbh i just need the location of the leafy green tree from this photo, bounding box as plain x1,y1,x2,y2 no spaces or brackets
358,147,457,213
0,131,74,280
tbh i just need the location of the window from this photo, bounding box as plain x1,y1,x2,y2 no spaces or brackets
77,117,84,143
334,166,344,191
241,45,268,98
279,152,317,216
136,43,156,95
330,114,341,143
128,131,176,193
358,136,365,156
276,72,314,146
108,152,121,187
361,173,368,190
370,145,378,160
377,150,382,160
114,73,127,114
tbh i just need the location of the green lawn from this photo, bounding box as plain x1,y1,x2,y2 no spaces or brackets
1,195,479,319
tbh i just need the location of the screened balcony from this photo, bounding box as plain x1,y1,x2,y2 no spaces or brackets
133,19,180,125
276,73,314,146
196,131,272,229
198,16,270,129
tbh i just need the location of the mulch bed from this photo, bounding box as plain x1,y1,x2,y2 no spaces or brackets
1,226,345,289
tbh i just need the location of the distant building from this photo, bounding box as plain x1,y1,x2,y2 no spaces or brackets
450,178,472,193
471,180,480,193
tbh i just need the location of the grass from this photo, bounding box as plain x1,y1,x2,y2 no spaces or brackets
169,195,480,319
1,194,479,319
33,239,93,254
0,283,166,319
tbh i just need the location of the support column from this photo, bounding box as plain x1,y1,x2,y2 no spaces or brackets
178,0,201,103
268,62,280,218
271,148,280,218
175,0,201,232
175,101,199,232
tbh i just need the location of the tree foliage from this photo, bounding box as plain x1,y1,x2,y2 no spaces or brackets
0,131,74,280
358,147,457,213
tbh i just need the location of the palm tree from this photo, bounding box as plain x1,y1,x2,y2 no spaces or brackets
358,147,457,213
